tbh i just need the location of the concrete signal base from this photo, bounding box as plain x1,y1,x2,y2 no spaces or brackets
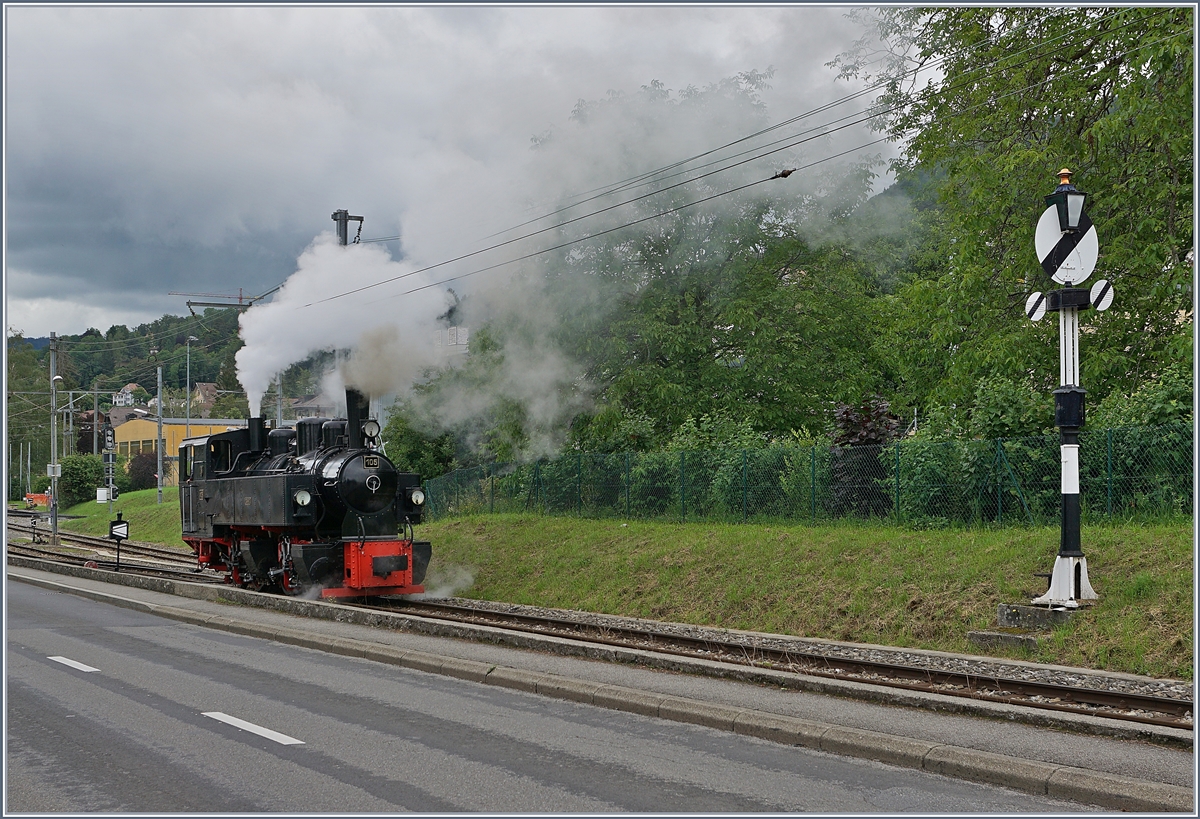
968,603,1081,651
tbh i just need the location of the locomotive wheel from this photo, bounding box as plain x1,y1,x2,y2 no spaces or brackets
276,540,307,596
278,572,308,596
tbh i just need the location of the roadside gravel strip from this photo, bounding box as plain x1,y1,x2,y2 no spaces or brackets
7,557,1193,813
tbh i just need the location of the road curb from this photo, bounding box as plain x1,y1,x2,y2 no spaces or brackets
7,562,1194,812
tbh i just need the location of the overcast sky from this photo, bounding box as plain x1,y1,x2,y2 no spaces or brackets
4,4,888,352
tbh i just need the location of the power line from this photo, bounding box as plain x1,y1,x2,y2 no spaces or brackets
371,25,1181,304
306,15,1167,310
388,137,889,300
458,8,1142,241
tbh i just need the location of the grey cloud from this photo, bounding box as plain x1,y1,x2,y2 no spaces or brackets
6,5,882,339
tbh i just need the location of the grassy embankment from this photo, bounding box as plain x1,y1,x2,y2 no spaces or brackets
39,488,1193,680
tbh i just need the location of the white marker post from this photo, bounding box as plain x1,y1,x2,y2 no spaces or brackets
1027,169,1112,608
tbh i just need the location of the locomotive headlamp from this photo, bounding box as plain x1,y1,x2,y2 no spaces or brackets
362,419,381,438
293,489,312,507
410,488,426,506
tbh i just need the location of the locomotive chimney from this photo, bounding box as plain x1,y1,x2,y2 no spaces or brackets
345,388,369,450
248,417,266,453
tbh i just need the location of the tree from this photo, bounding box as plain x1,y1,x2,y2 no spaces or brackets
528,73,886,444
58,454,105,508
210,344,249,418
381,403,458,479
126,452,169,491
833,8,1193,413
6,333,50,499
588,232,884,439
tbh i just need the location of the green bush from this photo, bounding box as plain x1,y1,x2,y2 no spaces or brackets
424,424,1192,527
58,454,106,507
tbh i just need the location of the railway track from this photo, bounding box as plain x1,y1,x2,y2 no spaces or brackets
7,536,1191,731
7,522,196,566
6,541,224,583
368,598,1193,731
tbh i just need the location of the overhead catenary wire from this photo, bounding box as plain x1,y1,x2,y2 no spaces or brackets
387,137,891,300
308,15,1171,310
383,7,1145,245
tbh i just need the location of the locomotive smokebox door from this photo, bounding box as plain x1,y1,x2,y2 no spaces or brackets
339,454,398,516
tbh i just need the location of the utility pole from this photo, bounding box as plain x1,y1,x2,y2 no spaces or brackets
331,209,364,246
157,365,164,505
93,385,99,455
66,391,74,455
49,332,60,544
186,335,198,439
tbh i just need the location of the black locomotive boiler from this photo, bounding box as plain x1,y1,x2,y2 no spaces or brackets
179,388,430,598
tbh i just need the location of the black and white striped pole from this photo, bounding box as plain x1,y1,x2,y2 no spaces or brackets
1026,169,1113,608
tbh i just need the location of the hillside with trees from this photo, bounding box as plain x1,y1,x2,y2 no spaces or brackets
9,9,1192,490
381,8,1192,477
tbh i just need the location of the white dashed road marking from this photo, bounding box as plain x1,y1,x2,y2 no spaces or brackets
47,656,99,672
202,712,305,745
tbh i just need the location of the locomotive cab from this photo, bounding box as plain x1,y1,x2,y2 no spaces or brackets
179,388,429,598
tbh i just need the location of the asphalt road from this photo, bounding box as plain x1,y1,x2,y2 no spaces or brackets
6,581,1095,813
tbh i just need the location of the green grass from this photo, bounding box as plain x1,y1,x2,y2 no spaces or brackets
418,514,1193,681
48,487,190,551
33,493,1193,680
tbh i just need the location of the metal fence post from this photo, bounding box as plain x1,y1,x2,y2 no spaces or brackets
810,445,817,520
625,452,631,518
1106,428,1113,517
894,443,901,522
680,451,686,523
490,469,495,514
995,439,1003,524
576,452,582,516
742,450,748,523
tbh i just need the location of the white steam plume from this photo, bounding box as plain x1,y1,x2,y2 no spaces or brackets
235,69,882,442
236,234,453,412
407,565,476,599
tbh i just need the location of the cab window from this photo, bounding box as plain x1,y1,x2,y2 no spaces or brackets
210,440,232,473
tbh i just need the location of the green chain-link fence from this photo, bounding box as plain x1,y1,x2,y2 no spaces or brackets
423,423,1193,526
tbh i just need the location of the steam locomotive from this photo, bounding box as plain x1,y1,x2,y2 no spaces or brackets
178,388,430,598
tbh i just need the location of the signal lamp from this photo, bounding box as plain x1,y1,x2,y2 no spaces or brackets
1044,168,1088,233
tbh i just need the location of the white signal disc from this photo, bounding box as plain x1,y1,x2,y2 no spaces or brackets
1035,206,1099,285
1025,292,1046,322
1089,279,1114,312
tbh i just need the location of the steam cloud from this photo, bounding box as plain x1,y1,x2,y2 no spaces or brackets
408,565,477,599
236,236,453,413
234,67,880,450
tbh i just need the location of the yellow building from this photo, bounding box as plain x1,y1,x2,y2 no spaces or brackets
113,418,249,487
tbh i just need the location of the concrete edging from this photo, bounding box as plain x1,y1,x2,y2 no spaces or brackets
7,560,1194,812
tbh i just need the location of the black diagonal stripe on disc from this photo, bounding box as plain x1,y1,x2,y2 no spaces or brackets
1093,279,1112,309
1040,211,1094,277
1027,292,1045,319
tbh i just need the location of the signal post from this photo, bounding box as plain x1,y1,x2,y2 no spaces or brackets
1025,169,1114,608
